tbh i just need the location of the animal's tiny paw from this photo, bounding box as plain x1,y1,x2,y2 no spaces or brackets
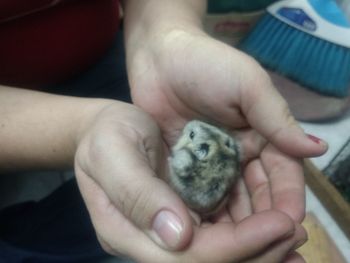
168,120,240,217
170,149,194,177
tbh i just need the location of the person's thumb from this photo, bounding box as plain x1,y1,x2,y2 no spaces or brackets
76,130,193,251
241,69,328,157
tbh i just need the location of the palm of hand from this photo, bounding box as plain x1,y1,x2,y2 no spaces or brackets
126,33,307,262
129,32,304,222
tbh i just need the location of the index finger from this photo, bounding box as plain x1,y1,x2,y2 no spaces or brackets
261,144,305,223
239,66,327,158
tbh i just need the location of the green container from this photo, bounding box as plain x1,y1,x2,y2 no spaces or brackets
207,0,279,13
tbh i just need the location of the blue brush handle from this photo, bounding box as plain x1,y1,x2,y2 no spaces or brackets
268,0,350,47
308,0,349,27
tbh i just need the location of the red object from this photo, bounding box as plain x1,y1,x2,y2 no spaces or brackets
0,0,120,88
307,134,322,144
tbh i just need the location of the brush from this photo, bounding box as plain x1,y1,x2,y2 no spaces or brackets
239,0,350,97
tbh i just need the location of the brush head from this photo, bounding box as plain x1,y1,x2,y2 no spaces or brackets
239,14,350,97
267,0,350,48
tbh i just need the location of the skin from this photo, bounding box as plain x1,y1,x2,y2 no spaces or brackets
123,0,328,262
0,0,328,262
0,86,308,263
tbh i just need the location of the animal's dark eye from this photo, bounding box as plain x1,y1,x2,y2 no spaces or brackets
189,131,195,139
225,140,231,148
196,143,209,159
199,143,209,153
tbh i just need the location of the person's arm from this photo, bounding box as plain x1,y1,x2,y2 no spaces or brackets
0,86,196,259
123,0,206,86
121,1,327,262
123,0,205,42
0,85,112,172
123,0,325,159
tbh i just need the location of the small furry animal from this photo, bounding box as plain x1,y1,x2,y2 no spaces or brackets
168,120,240,216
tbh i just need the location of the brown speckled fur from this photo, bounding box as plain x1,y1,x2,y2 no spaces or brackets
169,120,240,216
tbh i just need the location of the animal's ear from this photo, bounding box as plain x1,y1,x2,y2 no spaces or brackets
224,138,240,158
224,138,236,150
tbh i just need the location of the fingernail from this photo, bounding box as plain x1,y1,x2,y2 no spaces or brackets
307,134,327,146
152,210,183,249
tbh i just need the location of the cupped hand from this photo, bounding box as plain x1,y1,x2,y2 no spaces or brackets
73,102,308,263
125,30,328,262
127,30,327,219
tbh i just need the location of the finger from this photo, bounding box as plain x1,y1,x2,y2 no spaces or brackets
76,169,300,263
75,164,140,257
239,67,328,158
210,176,253,224
76,162,200,263
243,224,307,263
75,165,166,262
191,210,296,263
244,159,272,213
261,145,305,223
228,177,253,222
234,129,267,163
284,251,306,263
79,132,193,251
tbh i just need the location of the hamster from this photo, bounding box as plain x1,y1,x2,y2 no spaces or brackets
168,120,240,217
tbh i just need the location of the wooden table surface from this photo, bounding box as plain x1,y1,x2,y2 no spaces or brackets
298,213,346,263
304,160,350,241
299,161,350,262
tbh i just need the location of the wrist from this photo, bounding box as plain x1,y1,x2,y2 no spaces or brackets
0,87,117,172
124,0,207,65
74,100,156,156
74,99,117,150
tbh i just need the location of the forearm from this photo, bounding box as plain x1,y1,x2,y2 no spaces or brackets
0,86,113,173
123,0,207,57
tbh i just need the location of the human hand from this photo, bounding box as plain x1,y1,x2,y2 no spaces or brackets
0,85,310,262
73,102,309,263
125,28,327,261
127,28,327,217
